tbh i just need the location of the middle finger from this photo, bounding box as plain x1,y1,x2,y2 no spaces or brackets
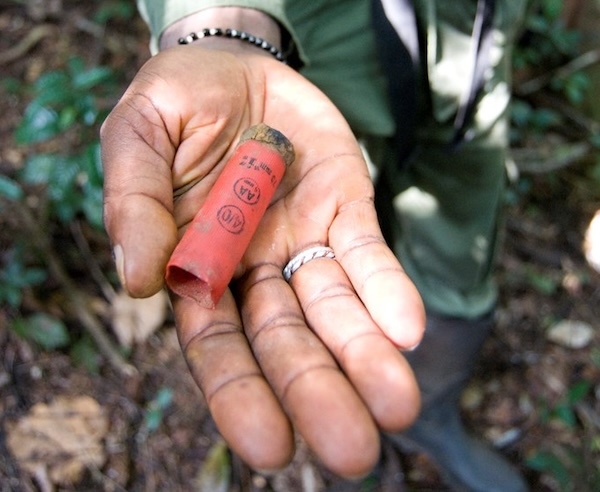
288,253,420,432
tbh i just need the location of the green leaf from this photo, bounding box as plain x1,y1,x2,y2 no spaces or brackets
33,71,72,106
526,269,558,295
72,66,114,91
530,108,562,130
0,253,37,307
15,102,60,144
551,29,581,57
526,14,549,34
553,404,577,428
511,99,532,128
0,175,24,201
46,157,80,201
154,387,174,409
1,77,23,95
94,0,135,24
67,56,86,77
70,336,100,374
144,408,163,433
58,106,78,131
82,186,104,229
21,267,47,286
194,440,231,492
143,387,174,433
0,248,47,292
542,0,563,20
526,450,571,488
566,380,591,404
11,313,70,349
53,189,81,223
80,105,100,126
564,72,590,106
81,142,104,185
0,284,22,308
20,153,64,185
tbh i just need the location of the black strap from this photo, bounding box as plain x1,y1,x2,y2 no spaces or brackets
452,0,497,145
371,0,419,163
372,0,497,153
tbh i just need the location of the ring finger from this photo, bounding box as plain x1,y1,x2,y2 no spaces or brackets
286,247,420,432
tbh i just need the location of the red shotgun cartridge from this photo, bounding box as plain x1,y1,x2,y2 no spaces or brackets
165,124,295,308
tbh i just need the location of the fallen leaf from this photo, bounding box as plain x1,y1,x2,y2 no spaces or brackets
547,320,594,349
6,395,109,485
584,210,600,273
194,440,230,492
461,383,484,411
110,289,169,348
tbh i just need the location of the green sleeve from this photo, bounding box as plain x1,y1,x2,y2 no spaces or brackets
136,0,394,136
136,0,297,55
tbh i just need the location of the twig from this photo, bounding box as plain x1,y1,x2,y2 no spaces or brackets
32,464,54,492
516,48,600,96
70,220,116,302
511,140,591,174
575,401,600,431
531,92,600,137
87,462,129,492
0,24,55,65
4,198,136,376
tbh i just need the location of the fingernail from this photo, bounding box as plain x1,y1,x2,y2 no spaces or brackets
403,342,421,352
113,244,127,289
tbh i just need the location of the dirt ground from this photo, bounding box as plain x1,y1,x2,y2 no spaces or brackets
1,1,599,491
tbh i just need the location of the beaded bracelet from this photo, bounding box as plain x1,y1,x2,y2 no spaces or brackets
178,28,286,63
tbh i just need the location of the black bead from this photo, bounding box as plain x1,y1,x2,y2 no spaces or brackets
179,28,286,63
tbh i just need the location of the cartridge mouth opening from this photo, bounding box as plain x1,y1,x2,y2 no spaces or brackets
166,265,215,309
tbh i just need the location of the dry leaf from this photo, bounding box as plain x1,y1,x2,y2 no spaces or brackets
584,210,600,273
110,289,169,348
6,396,109,485
547,320,594,349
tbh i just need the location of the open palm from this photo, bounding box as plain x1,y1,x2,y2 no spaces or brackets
101,46,424,477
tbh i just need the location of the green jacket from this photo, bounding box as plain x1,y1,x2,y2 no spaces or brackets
135,0,528,318
137,0,526,140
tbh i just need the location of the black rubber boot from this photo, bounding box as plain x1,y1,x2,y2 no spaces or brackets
387,312,528,492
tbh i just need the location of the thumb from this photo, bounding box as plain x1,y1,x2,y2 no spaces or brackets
101,97,178,298
108,198,177,298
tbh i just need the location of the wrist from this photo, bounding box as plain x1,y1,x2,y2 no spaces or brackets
178,28,286,63
160,7,281,52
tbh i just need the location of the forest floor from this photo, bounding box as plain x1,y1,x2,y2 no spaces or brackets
1,1,599,491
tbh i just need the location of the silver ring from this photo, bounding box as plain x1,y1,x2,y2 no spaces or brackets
283,246,336,282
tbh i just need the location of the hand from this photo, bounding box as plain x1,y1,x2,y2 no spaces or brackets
101,38,424,478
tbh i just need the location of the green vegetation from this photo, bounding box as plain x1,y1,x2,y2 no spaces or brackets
0,1,598,489
510,3,600,489
0,40,129,372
